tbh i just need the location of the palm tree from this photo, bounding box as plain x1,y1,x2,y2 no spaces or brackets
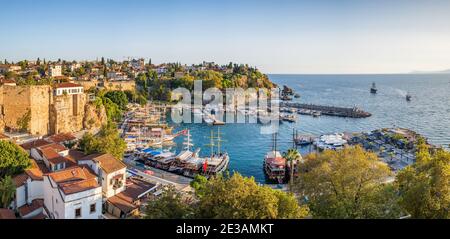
283,148,302,192
0,176,16,208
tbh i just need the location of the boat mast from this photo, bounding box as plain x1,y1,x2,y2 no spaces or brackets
205,130,215,158
215,127,226,155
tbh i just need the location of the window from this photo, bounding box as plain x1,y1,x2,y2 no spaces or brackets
75,208,81,218
90,203,96,214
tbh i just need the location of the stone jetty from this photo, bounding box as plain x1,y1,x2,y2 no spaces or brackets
281,102,372,118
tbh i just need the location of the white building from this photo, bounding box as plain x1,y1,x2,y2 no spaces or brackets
53,82,83,96
13,159,47,219
156,66,167,74
78,153,127,198
107,71,128,81
43,166,103,219
49,65,62,77
68,63,81,72
30,142,71,172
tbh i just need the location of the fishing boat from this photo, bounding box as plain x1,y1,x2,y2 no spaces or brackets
294,93,301,98
264,134,286,183
406,93,412,101
370,82,378,94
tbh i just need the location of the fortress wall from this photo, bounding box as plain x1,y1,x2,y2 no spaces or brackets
78,80,136,92
29,86,51,135
2,86,32,132
50,93,87,134
104,81,136,91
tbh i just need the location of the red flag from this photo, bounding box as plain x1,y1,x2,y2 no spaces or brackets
203,159,208,173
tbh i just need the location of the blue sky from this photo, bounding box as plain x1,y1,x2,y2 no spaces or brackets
1,0,450,74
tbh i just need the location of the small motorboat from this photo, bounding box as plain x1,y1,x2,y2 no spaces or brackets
406,93,412,101
370,82,377,94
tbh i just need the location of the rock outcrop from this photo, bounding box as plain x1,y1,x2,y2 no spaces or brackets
83,103,107,132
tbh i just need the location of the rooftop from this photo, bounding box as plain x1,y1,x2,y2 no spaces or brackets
18,199,43,217
107,178,156,213
53,82,82,89
20,139,51,151
81,153,126,174
0,209,16,219
47,166,100,195
46,133,76,144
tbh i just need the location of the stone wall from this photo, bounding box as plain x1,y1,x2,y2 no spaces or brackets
50,93,87,134
77,80,136,92
0,85,51,135
1,85,90,136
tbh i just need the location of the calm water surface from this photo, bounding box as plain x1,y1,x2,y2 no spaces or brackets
169,74,450,182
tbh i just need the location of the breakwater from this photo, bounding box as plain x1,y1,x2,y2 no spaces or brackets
281,102,372,118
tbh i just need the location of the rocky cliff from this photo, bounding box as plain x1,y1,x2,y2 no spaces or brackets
83,102,107,132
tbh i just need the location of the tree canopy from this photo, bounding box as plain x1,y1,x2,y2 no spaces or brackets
294,146,403,219
145,186,193,219
0,140,31,178
395,139,450,219
0,176,16,208
104,91,129,111
78,122,126,160
193,173,308,219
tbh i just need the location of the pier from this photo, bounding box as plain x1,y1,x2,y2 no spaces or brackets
281,102,371,118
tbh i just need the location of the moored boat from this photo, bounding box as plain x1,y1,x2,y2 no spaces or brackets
264,134,286,183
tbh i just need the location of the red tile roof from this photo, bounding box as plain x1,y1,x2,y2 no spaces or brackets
18,199,44,217
54,82,82,89
107,178,155,213
20,139,52,151
107,195,136,214
66,150,88,164
46,133,76,144
13,173,29,187
0,209,16,219
47,166,100,195
81,153,126,174
26,159,48,181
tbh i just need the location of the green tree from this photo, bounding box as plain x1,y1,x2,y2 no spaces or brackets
0,141,31,178
194,173,308,219
294,146,401,219
104,91,129,110
78,122,126,159
283,148,301,192
190,174,208,198
102,97,123,122
396,139,450,219
145,186,193,219
0,176,16,208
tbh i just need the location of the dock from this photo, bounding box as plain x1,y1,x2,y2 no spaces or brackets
281,102,371,118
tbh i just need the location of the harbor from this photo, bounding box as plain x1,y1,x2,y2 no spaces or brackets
116,73,450,184
121,103,230,182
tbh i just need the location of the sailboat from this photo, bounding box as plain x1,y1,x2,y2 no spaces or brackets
200,128,230,178
168,129,196,174
264,133,286,184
